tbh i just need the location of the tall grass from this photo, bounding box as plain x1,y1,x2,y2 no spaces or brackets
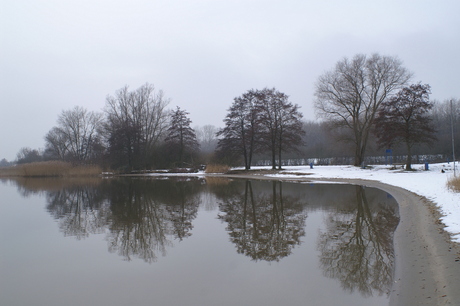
204,164,230,174
447,175,460,192
0,161,102,177
204,176,231,186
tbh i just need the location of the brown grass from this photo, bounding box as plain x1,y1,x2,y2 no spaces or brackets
204,164,230,174
204,176,231,186
0,161,102,177
447,175,460,192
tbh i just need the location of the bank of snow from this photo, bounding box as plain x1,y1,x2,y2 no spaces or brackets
262,162,460,243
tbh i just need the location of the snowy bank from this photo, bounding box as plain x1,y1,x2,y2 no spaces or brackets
262,162,460,243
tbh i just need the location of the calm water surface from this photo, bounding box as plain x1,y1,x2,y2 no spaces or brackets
0,177,399,306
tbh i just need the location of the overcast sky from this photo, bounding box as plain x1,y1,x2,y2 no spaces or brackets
1,0,459,161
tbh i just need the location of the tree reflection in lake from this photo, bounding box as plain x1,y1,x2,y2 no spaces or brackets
214,180,308,262
8,176,399,300
13,177,204,263
46,183,109,239
106,178,201,263
318,185,399,297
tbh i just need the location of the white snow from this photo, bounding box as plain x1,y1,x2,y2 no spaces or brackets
261,162,460,243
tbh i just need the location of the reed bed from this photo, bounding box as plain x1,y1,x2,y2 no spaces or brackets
204,164,230,174
447,175,460,192
204,176,231,186
0,161,102,177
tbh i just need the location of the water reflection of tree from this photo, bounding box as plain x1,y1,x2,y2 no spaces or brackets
217,180,307,262
30,178,203,263
161,179,201,241
106,179,201,263
318,186,399,297
46,185,109,239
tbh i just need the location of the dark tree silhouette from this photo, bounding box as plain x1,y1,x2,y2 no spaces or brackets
256,88,305,170
217,90,260,169
165,106,200,167
104,83,169,171
217,88,304,170
16,147,43,164
315,54,412,166
374,83,437,170
44,106,104,163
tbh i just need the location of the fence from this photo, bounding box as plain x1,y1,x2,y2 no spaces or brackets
253,154,449,167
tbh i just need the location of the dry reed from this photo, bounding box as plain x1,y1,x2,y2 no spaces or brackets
204,164,230,174
204,176,231,186
0,161,102,177
447,175,460,192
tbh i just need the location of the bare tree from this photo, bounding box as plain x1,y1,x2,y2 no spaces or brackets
104,83,169,170
16,147,43,164
315,54,412,166
374,83,437,170
217,90,260,169
44,127,69,160
195,125,219,153
44,106,104,163
256,88,304,170
217,88,304,169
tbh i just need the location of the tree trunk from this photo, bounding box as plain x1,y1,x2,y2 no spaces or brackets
278,143,282,170
354,145,364,167
406,142,412,170
243,145,249,170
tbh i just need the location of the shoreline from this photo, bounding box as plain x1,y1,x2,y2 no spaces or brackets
208,173,460,305
329,179,460,306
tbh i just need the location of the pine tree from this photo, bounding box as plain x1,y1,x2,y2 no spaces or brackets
165,107,199,167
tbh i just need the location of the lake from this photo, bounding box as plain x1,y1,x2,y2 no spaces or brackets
0,177,399,306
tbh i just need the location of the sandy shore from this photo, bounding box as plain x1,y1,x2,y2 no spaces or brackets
214,174,460,305
334,179,460,306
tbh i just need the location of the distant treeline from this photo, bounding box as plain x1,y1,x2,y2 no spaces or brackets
3,86,459,172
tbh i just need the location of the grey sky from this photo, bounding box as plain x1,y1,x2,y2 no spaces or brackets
1,0,459,161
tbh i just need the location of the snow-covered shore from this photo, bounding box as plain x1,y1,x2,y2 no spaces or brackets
261,162,460,243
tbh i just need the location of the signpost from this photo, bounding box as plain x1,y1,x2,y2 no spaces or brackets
385,149,393,165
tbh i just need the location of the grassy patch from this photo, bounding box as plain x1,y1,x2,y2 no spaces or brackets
447,175,460,192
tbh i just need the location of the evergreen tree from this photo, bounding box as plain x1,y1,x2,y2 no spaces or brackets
165,107,199,167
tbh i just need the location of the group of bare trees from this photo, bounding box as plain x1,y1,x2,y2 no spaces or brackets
9,53,458,170
104,84,170,170
44,106,104,162
216,88,304,170
41,83,201,171
314,53,443,169
314,53,413,166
